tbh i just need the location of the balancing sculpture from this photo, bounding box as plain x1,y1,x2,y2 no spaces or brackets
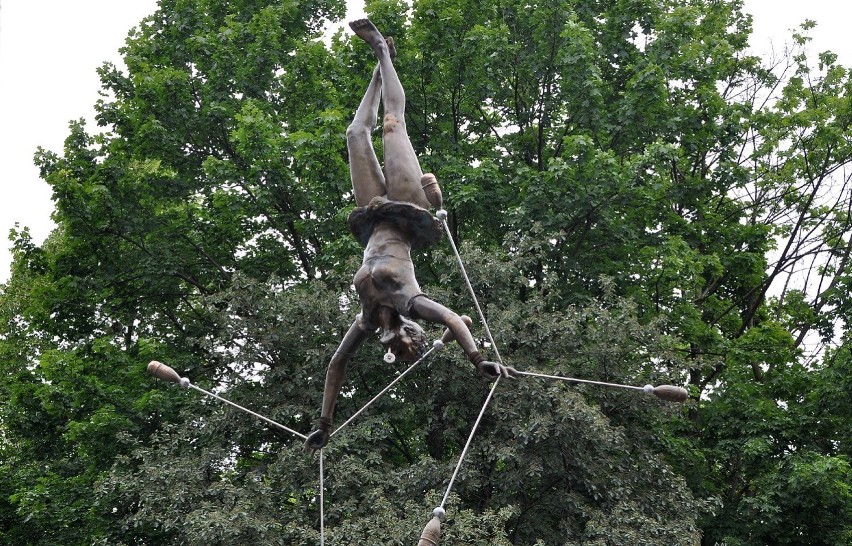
303,19,516,452
145,19,690,545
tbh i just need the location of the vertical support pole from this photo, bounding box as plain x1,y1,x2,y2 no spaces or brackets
320,448,325,546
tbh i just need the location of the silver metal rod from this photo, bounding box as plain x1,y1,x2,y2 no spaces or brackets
330,347,435,438
319,448,325,546
514,370,644,391
188,384,308,440
440,377,501,510
441,218,504,365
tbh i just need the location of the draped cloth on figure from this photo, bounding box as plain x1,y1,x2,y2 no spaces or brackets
348,196,443,250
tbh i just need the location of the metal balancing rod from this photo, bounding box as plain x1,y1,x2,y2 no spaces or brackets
147,359,688,442
146,361,307,440
513,370,689,403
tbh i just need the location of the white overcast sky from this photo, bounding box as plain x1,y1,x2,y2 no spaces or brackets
0,0,850,283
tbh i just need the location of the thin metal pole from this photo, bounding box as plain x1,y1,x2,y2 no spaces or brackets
514,370,645,391
319,449,325,546
330,346,435,438
440,377,501,510
187,384,308,440
436,212,509,511
440,219,504,365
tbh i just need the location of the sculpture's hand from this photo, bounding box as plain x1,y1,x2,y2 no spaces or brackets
304,417,332,451
476,360,518,381
305,429,329,450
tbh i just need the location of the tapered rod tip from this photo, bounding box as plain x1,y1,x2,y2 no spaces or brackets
421,173,443,210
652,385,689,403
147,361,183,384
417,515,441,546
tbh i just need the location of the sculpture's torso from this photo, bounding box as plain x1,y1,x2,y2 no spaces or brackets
354,221,423,328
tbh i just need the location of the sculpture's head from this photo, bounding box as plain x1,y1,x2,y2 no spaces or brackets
379,316,428,362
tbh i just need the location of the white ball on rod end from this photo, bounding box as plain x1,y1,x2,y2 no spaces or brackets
436,209,448,221
433,506,446,519
180,377,191,389
643,384,654,394
432,339,445,350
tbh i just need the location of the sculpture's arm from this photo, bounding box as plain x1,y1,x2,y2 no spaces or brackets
305,315,372,450
409,297,516,380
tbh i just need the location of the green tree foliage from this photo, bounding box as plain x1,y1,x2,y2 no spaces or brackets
2,0,852,544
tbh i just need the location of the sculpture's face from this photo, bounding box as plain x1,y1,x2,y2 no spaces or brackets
381,317,427,362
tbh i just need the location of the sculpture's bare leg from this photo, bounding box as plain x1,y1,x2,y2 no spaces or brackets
350,19,431,209
347,64,386,206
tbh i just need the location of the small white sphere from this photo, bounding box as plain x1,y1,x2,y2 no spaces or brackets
433,506,446,519
436,209,448,221
432,339,445,350
180,377,191,389
383,351,396,364
643,384,654,394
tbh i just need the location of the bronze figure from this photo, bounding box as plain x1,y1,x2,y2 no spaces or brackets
305,19,514,451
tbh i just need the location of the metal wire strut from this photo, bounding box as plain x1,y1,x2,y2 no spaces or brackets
330,344,438,439
438,210,504,366
145,361,307,440
440,377,501,510
432,209,509,520
516,370,689,402
319,448,325,546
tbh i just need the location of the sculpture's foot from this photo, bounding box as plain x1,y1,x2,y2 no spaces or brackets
421,173,443,209
350,19,390,59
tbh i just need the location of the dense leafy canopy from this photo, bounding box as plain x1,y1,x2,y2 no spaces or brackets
2,0,852,544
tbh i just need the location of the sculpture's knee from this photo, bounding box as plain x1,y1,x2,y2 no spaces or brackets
383,114,400,135
346,123,372,140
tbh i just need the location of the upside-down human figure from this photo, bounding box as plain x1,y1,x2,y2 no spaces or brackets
305,19,515,450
